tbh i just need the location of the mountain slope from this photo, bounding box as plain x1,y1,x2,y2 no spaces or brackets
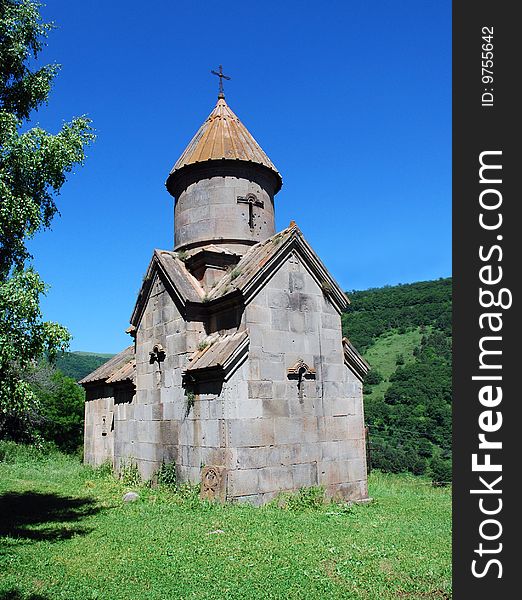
342,278,452,480
55,352,114,382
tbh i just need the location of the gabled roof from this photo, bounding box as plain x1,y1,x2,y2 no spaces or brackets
205,224,350,313
130,225,349,329
342,338,370,382
79,345,135,385
168,97,281,184
184,330,249,381
130,249,205,327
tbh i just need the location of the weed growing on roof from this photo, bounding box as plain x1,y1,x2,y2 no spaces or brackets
229,267,241,280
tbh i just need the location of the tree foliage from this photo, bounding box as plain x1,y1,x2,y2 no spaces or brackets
33,367,85,453
0,0,94,437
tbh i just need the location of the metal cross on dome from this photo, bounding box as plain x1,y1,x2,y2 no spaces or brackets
211,65,231,98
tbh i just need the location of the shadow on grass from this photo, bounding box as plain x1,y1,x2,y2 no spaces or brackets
0,590,52,600
0,491,101,543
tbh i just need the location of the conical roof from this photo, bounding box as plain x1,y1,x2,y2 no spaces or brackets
168,97,281,187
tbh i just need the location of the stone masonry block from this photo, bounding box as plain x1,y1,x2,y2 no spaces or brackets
274,417,305,445
258,466,293,494
229,418,275,447
346,416,365,440
321,363,345,382
321,312,340,330
228,468,259,497
338,438,364,461
262,398,290,419
249,358,260,380
259,360,284,382
246,305,271,324
297,442,320,463
261,330,287,355
151,403,163,420
248,380,272,399
319,441,339,462
238,398,264,419
289,311,305,334
292,463,317,488
268,290,291,309
235,447,269,470
317,460,341,486
301,417,320,444
200,419,220,448
277,444,301,466
135,442,162,463
270,308,290,331
159,420,178,445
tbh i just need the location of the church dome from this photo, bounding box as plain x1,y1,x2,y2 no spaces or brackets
166,97,282,196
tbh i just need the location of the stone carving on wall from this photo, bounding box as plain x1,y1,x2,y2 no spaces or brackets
287,359,317,401
287,359,316,379
200,465,226,502
149,343,166,364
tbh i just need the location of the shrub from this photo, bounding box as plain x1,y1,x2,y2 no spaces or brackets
0,440,60,463
430,456,452,486
395,353,405,365
273,486,326,511
120,460,141,487
364,369,384,386
92,460,114,479
157,460,177,488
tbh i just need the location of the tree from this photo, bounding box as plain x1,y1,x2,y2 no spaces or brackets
32,367,85,453
0,0,94,437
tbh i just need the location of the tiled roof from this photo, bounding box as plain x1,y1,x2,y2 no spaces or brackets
130,225,349,329
168,98,281,181
204,223,350,312
130,249,205,327
106,359,136,384
206,226,295,301
79,345,135,385
185,330,249,375
154,250,204,303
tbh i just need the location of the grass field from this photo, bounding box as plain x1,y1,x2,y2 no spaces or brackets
0,445,451,600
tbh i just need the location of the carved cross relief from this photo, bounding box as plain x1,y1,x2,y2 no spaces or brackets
149,343,166,387
287,359,316,402
237,193,264,229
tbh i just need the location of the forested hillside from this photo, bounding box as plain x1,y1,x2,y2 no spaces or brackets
55,351,114,381
342,278,452,481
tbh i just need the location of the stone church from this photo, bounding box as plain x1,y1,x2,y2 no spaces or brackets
80,85,370,504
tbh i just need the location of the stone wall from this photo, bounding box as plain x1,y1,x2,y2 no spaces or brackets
84,387,115,466
84,251,367,503
225,252,368,504
175,174,275,253
120,272,229,483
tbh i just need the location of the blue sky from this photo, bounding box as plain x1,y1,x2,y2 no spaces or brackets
28,0,451,353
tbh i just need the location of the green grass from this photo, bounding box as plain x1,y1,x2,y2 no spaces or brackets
0,445,451,599
363,328,424,401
